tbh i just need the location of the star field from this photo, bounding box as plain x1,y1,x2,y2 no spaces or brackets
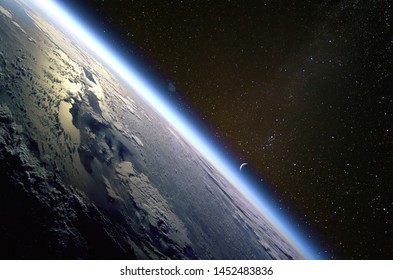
58,0,393,259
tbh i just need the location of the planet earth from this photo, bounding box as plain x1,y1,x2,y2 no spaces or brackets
0,0,303,259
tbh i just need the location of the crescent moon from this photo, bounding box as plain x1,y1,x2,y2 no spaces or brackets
240,163,248,171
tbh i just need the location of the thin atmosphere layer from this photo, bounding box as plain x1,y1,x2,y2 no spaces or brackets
27,0,321,259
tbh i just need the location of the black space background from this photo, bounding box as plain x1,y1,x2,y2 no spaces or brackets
54,0,392,259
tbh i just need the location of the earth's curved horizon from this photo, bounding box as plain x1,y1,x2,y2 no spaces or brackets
0,0,308,259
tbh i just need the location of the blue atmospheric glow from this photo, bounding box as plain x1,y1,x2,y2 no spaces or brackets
30,0,320,259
